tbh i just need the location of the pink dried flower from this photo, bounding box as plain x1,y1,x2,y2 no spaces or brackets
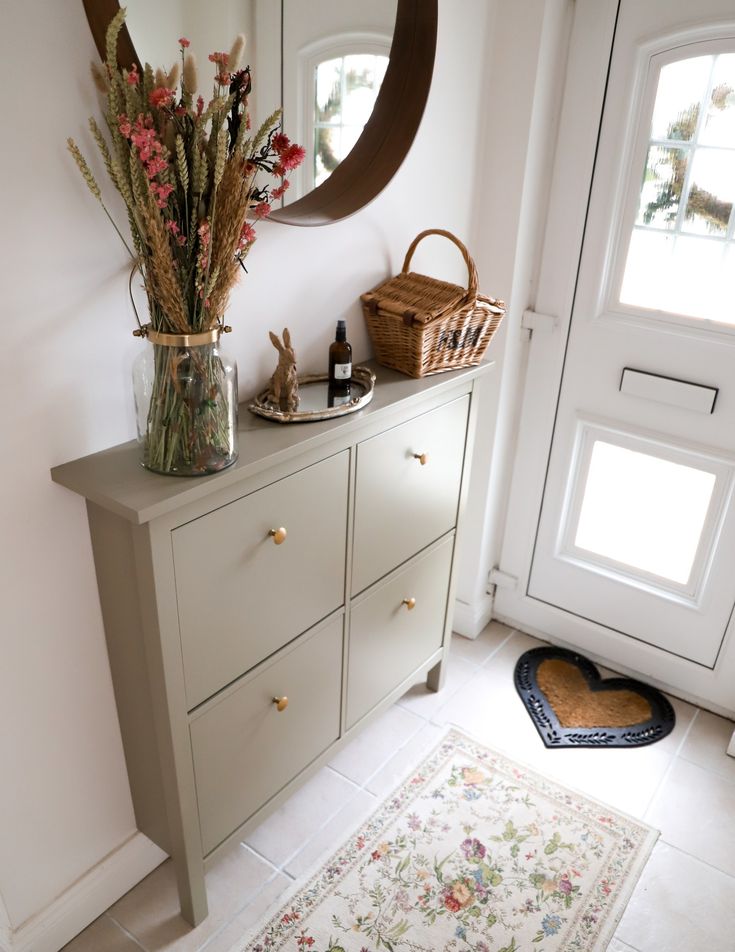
179,37,190,48
129,115,165,164
149,86,175,109
280,143,306,171
253,201,271,219
150,182,175,208
271,179,290,200
118,114,132,138
196,95,205,116
215,72,231,86
198,220,211,247
272,161,285,177
126,64,140,86
196,219,212,271
237,221,257,250
164,221,185,246
271,132,290,153
144,155,168,179
208,51,229,65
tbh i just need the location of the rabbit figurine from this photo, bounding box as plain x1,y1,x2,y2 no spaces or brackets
268,328,299,412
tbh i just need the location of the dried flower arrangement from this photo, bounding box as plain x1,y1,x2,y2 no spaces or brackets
67,9,305,475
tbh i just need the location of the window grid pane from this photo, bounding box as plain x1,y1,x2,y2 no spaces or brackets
620,51,735,322
313,53,389,188
573,441,717,586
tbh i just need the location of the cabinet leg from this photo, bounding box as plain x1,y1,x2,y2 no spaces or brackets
175,854,208,926
426,658,446,693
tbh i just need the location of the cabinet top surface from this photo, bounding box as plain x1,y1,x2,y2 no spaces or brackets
51,360,493,525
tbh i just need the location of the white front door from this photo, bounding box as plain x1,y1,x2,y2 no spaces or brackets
496,0,735,712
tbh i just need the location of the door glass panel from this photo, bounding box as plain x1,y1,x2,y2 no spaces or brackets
636,145,687,228
701,53,735,147
682,148,735,234
650,56,711,140
573,440,716,584
620,51,735,323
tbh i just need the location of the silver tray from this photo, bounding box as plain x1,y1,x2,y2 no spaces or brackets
248,366,376,423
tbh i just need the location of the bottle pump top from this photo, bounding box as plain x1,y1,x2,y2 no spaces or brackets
335,320,347,342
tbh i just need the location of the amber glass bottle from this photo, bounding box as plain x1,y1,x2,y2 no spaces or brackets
328,320,352,400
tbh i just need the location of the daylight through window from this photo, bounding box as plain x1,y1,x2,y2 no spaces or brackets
620,52,735,323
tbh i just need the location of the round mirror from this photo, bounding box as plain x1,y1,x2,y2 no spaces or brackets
81,0,437,225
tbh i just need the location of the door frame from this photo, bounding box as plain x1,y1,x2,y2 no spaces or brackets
493,0,735,717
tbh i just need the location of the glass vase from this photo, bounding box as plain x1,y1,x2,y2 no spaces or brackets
132,327,238,476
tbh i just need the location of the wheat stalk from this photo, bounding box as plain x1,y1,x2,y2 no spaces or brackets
213,127,227,187
207,258,241,323
139,208,189,332
175,136,189,192
68,138,136,259
195,151,209,197
88,117,114,182
68,138,101,200
143,63,155,104
250,107,282,155
105,8,126,72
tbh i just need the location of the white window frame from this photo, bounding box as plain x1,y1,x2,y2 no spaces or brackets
555,417,734,605
592,30,735,339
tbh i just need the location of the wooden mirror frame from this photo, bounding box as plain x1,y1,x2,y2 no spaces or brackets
81,0,437,226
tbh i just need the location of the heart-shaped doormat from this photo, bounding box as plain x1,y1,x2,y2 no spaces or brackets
514,646,675,748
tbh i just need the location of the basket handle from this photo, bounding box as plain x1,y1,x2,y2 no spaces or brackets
401,229,479,304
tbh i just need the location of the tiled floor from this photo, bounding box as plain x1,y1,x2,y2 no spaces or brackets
63,622,735,951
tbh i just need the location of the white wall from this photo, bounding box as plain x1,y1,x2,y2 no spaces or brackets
125,0,251,70
0,0,500,947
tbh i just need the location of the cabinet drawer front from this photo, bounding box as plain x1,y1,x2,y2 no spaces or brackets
352,396,469,594
191,615,343,855
174,452,348,709
347,537,453,728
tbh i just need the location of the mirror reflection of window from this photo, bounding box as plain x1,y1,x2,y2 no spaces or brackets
313,53,389,188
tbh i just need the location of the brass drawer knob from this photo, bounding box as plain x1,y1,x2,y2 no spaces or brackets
269,527,288,545
413,452,428,466
273,696,289,712
402,597,417,610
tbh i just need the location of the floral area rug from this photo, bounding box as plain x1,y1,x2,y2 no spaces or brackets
241,729,657,951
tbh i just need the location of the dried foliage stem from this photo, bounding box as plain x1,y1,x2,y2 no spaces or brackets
68,11,305,473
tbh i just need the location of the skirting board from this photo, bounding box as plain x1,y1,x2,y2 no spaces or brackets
4,833,166,952
452,593,494,640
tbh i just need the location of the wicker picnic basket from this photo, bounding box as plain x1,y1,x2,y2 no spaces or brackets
360,229,505,378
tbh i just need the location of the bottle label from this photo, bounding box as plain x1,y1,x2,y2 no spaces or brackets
333,362,352,380
329,392,352,408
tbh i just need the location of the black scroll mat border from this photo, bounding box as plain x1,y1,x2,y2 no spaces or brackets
514,646,676,749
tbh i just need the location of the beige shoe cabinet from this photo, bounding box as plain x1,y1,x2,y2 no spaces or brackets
51,360,491,925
